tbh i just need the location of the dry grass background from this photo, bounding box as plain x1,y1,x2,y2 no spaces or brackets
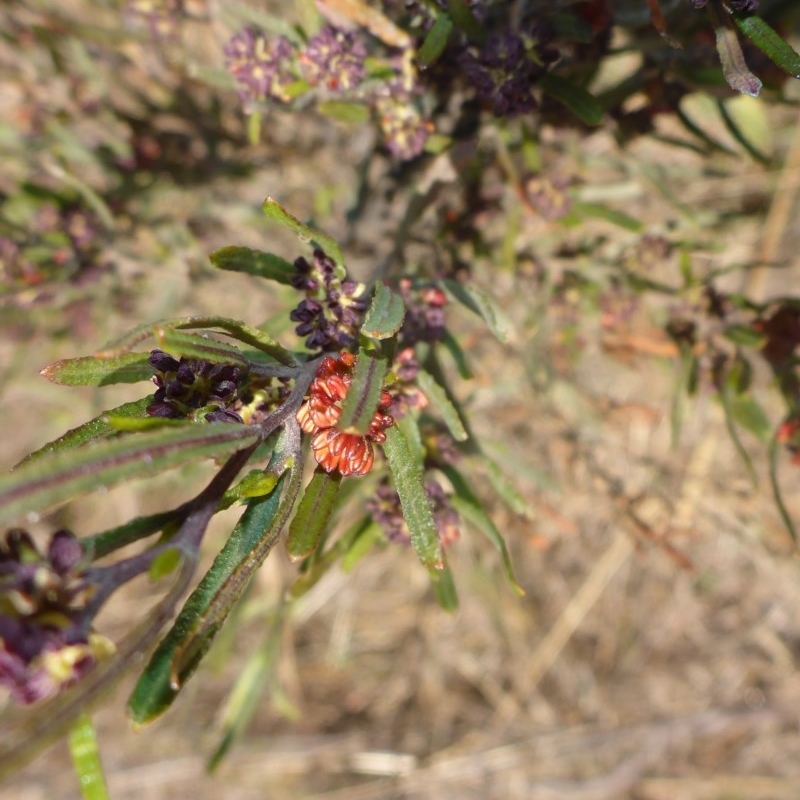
3,4,800,798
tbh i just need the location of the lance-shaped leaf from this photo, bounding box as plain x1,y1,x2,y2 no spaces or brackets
41,353,153,387
286,467,342,561
161,316,297,366
361,282,406,340
540,74,603,127
153,328,250,367
82,510,180,560
440,279,512,343
210,246,296,285
129,444,303,724
440,329,473,379
416,369,468,442
317,101,371,123
129,480,285,723
68,714,110,800
97,315,297,366
262,198,345,270
338,351,388,435
734,14,800,79
0,424,260,526
440,464,525,596
16,398,152,467
383,425,442,569
417,13,453,69
447,0,484,44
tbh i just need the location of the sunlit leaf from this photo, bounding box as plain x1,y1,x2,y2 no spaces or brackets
317,101,371,123
361,282,406,340
210,246,296,285
128,481,285,724
383,425,442,569
730,394,772,443
734,14,800,78
262,198,345,269
41,353,152,387
441,279,512,343
16,398,151,467
338,351,388,435
68,714,110,800
441,465,524,596
416,369,467,442
286,468,342,561
0,424,260,526
153,328,250,367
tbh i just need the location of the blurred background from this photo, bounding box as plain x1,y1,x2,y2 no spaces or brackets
3,1,800,798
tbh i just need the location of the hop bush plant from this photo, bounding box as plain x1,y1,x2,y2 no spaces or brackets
2,0,800,794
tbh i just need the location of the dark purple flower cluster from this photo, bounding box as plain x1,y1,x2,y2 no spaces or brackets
397,278,447,346
224,29,296,107
300,26,367,93
0,529,113,704
458,21,558,117
366,479,460,547
146,350,251,423
289,249,368,351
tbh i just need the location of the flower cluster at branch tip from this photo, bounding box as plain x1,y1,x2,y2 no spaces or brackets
300,26,367,93
146,350,291,424
297,352,395,477
458,20,558,117
224,28,296,107
290,248,369,351
366,478,460,547
0,529,114,704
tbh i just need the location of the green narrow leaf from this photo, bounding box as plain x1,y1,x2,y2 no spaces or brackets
719,387,758,485
769,435,797,546
396,412,425,467
540,73,603,126
383,425,442,569
68,714,110,800
476,453,534,519
286,468,342,561
447,0,485,43
441,279,512,343
163,316,297,366
729,395,772,443
734,14,800,78
429,558,458,611
210,246,296,285
440,464,525,596
338,351,388,434
262,198,345,269
361,282,406,340
417,13,453,68
715,99,769,164
416,369,468,442
723,323,766,348
129,482,285,724
0,424,260,526
41,352,153,387
341,517,383,571
16,397,151,467
440,329,473,379
82,510,180,560
153,328,250,367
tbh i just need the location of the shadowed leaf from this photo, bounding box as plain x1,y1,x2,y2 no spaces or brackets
210,246,296,285
361,282,406,340
286,468,342,561
41,353,153,387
